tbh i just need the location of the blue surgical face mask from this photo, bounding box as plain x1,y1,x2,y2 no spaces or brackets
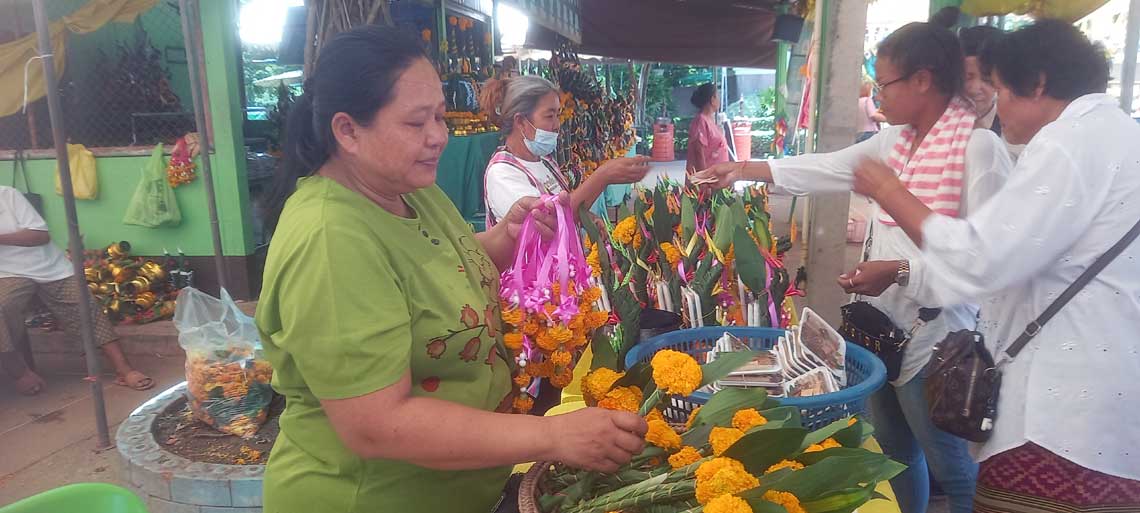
523,117,558,157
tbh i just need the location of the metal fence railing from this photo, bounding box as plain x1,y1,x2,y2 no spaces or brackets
0,1,194,152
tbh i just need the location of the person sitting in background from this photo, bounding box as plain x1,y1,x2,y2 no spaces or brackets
857,80,888,143
0,187,153,395
686,83,730,173
853,20,1140,512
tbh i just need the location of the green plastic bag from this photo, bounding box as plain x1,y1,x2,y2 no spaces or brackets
123,144,181,227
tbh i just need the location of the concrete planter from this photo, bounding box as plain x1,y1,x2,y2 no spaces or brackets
116,382,264,513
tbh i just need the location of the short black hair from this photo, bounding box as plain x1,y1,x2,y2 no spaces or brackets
930,6,961,30
959,25,1002,57
877,22,964,96
690,83,718,109
980,19,1110,100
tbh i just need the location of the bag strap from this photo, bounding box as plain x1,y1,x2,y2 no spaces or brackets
1006,217,1140,359
11,150,30,191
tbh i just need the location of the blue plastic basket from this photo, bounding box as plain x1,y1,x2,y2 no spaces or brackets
625,327,887,430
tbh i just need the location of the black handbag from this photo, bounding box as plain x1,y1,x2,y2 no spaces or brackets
838,223,939,381
11,150,43,215
927,217,1140,443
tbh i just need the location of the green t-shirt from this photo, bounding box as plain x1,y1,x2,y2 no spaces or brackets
256,177,512,513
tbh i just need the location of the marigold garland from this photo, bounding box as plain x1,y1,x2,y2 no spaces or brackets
650,350,703,396
645,419,682,451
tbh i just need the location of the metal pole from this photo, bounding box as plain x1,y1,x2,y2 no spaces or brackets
179,0,228,292
30,0,111,450
1120,0,1140,115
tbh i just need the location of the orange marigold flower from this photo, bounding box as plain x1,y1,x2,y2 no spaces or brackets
645,419,682,451
551,349,572,367
501,306,524,326
695,457,759,505
513,394,534,413
660,242,681,267
731,409,768,431
612,217,637,245
598,385,642,413
582,286,603,305
762,491,806,513
513,373,532,388
709,427,745,456
535,330,559,352
549,325,573,344
550,367,574,389
704,494,753,513
645,409,666,424
651,349,702,396
503,332,524,351
633,230,644,249
582,368,624,403
764,459,805,474
522,317,541,336
668,446,703,470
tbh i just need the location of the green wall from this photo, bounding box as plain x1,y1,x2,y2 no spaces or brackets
2,0,253,258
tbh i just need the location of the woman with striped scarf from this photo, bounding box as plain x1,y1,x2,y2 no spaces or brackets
693,22,1014,513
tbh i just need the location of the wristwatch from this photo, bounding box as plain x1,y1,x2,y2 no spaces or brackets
895,260,911,287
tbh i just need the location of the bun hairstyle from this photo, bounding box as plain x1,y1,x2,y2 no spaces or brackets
264,26,427,235
690,83,717,110
491,75,559,137
930,6,961,29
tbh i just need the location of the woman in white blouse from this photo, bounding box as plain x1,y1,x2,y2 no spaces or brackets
695,22,1013,513
482,76,649,229
854,20,1140,512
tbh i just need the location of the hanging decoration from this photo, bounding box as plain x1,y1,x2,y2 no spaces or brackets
83,241,181,324
166,133,199,188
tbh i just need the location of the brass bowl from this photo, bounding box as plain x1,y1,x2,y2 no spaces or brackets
110,265,134,284
138,261,167,282
134,291,157,309
106,241,131,259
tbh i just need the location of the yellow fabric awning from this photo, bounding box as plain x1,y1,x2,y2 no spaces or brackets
0,0,157,118
961,0,1110,22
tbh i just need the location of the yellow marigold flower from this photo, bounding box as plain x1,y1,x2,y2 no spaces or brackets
821,437,841,449
668,446,703,470
598,385,643,413
645,419,682,451
501,306,524,327
633,230,644,249
645,409,666,424
582,286,603,305
587,244,603,277
503,332,524,351
731,409,768,431
586,311,610,330
612,217,637,245
569,314,586,331
650,349,703,396
695,457,759,505
710,427,746,456
513,373,532,388
685,406,702,430
526,360,553,378
581,368,624,403
705,495,753,513
763,491,806,513
550,349,572,367
764,459,805,474
660,242,681,267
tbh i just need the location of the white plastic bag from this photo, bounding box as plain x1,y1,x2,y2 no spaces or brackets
174,288,273,438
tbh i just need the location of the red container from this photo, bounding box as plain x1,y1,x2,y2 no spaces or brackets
733,121,753,162
651,121,675,162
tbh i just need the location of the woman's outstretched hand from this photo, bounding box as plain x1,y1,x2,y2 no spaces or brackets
690,161,741,190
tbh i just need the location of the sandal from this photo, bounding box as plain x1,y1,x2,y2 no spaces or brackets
114,370,155,391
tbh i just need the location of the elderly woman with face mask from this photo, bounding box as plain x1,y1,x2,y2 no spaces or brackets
693,22,1015,513
256,28,647,513
855,20,1140,513
483,75,649,229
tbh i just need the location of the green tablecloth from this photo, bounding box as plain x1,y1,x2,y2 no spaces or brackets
437,131,501,229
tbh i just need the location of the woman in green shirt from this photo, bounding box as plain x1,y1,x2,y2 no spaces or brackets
256,27,648,513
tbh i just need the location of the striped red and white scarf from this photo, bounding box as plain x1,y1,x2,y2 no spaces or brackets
878,97,977,226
